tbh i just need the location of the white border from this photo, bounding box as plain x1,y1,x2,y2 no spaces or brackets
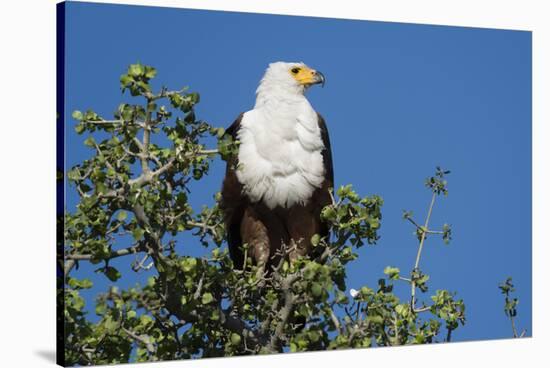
0,1,547,367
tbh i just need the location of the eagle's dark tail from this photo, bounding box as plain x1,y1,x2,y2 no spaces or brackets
227,222,244,270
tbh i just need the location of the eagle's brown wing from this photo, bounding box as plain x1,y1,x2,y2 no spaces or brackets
316,112,334,241
220,113,247,269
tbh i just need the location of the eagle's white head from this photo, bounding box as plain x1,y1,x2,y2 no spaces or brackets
255,61,325,107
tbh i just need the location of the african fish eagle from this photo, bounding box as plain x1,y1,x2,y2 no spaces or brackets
220,61,333,272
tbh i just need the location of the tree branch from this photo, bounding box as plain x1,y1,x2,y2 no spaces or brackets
64,244,142,276
268,275,298,352
411,191,437,309
66,244,141,261
140,104,152,175
122,327,156,354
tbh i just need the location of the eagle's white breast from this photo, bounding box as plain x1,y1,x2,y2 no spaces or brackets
236,99,326,209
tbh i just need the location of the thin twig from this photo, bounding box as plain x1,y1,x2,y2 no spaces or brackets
446,327,453,342
411,191,437,309
132,253,153,272
510,313,519,338
66,244,140,261
122,327,156,354
413,192,437,270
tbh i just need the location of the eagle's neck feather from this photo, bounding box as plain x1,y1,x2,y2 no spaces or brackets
254,77,306,109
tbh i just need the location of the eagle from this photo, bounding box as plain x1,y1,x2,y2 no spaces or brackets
220,61,333,274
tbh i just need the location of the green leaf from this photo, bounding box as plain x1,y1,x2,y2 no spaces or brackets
132,227,145,240
215,127,225,138
74,123,85,134
337,184,352,198
128,63,144,77
180,257,197,273
104,266,121,282
83,136,96,147
66,168,79,182
230,333,241,346
384,266,400,280
68,278,93,289
120,74,133,87
311,233,321,247
140,314,153,327
290,342,297,352
201,292,214,304
311,283,323,297
144,66,157,79
321,206,337,221
136,80,150,92
360,286,373,297
367,315,384,325
95,303,106,315
282,261,289,273
188,92,200,104
72,110,83,121
117,211,127,221
395,304,410,318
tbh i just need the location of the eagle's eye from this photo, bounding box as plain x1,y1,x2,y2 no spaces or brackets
291,67,300,74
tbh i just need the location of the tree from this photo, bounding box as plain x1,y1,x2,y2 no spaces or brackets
60,63,466,365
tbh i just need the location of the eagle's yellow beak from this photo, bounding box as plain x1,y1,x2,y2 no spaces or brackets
290,66,325,87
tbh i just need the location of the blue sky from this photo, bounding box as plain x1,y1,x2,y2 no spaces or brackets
64,1,532,343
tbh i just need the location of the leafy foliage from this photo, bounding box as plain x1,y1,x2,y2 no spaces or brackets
499,277,526,338
62,64,467,365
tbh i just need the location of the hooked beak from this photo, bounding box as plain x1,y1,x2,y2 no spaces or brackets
313,70,325,87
